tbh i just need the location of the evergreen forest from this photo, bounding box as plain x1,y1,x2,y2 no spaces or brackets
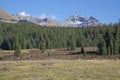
0,22,120,56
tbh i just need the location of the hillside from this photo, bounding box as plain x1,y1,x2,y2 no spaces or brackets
0,8,16,21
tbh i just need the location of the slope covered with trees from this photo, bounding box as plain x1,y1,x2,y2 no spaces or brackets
0,22,120,56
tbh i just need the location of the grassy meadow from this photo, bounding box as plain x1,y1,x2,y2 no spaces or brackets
0,60,120,80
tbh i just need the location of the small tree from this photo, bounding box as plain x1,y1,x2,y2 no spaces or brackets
70,40,76,50
70,37,76,50
81,46,86,56
14,42,21,57
40,39,46,53
67,39,71,51
97,39,107,55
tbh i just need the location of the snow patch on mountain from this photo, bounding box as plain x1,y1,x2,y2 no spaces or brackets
19,12,30,16
12,12,101,27
63,15,101,27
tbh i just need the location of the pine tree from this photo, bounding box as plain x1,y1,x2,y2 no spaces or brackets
70,38,76,50
67,39,70,50
14,41,21,57
97,38,107,55
113,25,119,54
70,37,76,50
96,32,107,55
116,23,120,54
46,38,51,49
40,39,46,53
81,46,86,56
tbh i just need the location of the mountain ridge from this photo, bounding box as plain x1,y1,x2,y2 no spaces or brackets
0,8,101,27
13,13,101,27
63,15,101,27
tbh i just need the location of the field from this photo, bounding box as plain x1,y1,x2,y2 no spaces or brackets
0,60,120,80
0,48,120,80
0,47,96,60
0,47,120,60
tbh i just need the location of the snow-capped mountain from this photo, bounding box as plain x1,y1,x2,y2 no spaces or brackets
12,13,101,27
63,15,101,27
12,14,41,24
12,13,59,27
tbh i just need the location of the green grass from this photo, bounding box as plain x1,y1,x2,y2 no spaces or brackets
0,60,120,80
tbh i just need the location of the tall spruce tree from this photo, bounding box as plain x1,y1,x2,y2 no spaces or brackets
116,23,120,54
14,41,21,57
97,35,107,55
70,38,76,50
40,39,46,53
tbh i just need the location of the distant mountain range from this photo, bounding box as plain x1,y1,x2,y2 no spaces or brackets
12,14,60,27
0,8,101,27
63,15,101,27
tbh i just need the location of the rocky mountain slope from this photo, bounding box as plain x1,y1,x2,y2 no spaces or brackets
12,14,59,27
62,15,101,27
13,14,101,27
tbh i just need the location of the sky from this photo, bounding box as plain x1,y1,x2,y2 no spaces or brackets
0,0,120,24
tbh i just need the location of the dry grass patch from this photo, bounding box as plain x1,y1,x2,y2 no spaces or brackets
0,60,120,80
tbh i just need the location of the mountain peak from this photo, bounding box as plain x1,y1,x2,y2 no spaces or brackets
0,8,101,27
12,12,101,27
63,15,101,27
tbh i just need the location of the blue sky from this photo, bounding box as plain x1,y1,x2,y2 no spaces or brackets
0,0,120,24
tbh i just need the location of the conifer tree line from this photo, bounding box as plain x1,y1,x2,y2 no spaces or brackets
0,22,120,55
